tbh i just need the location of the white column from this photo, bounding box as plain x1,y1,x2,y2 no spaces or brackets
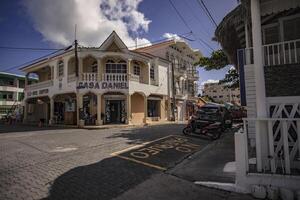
143,95,147,123
251,0,269,171
77,93,84,127
251,0,267,117
126,94,131,124
97,58,101,81
96,94,102,125
127,59,132,81
49,97,54,125
147,62,151,85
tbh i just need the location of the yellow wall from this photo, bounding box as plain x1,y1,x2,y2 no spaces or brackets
131,93,145,124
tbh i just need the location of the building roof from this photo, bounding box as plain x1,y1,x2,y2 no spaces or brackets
134,38,203,59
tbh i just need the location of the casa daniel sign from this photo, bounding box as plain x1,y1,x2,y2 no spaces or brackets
77,81,128,90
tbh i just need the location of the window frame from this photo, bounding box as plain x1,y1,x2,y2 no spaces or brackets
150,65,155,80
57,61,64,77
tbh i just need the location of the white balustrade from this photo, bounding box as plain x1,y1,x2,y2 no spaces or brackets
130,74,140,82
67,74,77,82
82,73,98,81
102,73,127,82
26,80,53,90
238,39,300,66
242,118,300,175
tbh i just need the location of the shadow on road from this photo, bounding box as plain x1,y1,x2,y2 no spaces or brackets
0,123,74,134
44,156,158,200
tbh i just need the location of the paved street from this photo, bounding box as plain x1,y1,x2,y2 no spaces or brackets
0,124,255,200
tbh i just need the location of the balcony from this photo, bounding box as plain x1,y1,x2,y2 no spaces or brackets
238,39,300,66
81,73,98,81
26,80,53,90
102,73,127,82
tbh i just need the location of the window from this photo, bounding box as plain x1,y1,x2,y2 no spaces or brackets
283,17,300,41
150,65,155,80
91,61,97,73
105,59,127,73
133,61,141,76
133,65,140,76
263,24,279,44
58,61,64,77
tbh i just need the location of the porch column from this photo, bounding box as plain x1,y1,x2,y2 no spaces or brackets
251,0,267,117
77,93,84,127
97,58,102,81
127,59,132,80
79,57,83,81
49,96,54,125
126,94,132,124
147,62,151,85
96,94,103,125
143,95,147,123
251,0,269,172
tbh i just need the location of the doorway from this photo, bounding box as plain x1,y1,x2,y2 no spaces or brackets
105,100,125,124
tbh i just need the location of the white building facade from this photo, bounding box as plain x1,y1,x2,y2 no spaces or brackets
202,82,240,105
135,39,202,122
22,32,171,127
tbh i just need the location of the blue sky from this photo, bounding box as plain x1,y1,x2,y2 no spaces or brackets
0,0,237,85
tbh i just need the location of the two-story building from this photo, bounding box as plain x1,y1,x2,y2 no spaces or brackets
21,31,171,126
0,72,36,119
135,39,202,121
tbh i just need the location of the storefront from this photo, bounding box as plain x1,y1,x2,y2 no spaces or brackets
103,93,126,124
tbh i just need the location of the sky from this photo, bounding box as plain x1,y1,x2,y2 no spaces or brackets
0,0,238,86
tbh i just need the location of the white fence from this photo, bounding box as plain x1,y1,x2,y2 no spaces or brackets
81,73,98,81
242,118,300,175
102,73,127,82
26,80,53,90
238,39,300,66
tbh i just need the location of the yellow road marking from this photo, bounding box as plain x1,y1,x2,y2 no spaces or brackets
115,154,167,171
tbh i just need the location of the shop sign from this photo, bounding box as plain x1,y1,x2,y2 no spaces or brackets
77,81,128,90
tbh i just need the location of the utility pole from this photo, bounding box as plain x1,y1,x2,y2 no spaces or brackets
74,25,79,77
171,62,176,121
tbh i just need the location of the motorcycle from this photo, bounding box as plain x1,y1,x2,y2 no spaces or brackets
182,116,223,140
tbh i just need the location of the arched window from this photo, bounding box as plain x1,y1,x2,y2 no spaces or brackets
133,61,141,76
58,60,64,77
105,59,127,73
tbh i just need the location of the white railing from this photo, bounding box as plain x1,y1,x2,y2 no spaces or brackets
26,80,53,90
242,118,300,175
130,74,140,82
102,73,127,82
238,39,300,66
263,39,300,66
81,73,98,81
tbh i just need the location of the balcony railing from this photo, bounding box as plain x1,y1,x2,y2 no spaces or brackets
242,118,300,175
26,80,53,90
102,73,127,82
67,74,77,82
130,74,140,82
81,73,98,81
238,39,300,66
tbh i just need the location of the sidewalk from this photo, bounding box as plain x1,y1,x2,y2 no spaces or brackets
114,129,257,200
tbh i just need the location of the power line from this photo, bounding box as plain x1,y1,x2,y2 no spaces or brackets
0,46,64,51
1,46,72,72
196,0,217,27
168,0,214,51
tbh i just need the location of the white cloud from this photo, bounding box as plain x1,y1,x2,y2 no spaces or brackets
23,0,151,47
163,33,181,40
201,79,219,86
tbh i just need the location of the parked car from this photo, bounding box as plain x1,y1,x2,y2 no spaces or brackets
196,103,233,129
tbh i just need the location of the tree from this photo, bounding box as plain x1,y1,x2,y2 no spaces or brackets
196,49,239,89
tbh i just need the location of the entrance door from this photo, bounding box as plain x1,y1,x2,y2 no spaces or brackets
105,100,125,124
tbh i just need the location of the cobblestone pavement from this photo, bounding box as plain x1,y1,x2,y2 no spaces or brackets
0,124,212,200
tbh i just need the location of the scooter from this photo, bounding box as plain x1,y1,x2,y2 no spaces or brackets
182,116,223,140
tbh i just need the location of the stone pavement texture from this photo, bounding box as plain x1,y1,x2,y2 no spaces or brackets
0,123,256,200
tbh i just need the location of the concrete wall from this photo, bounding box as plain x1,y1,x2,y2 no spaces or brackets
131,93,145,125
